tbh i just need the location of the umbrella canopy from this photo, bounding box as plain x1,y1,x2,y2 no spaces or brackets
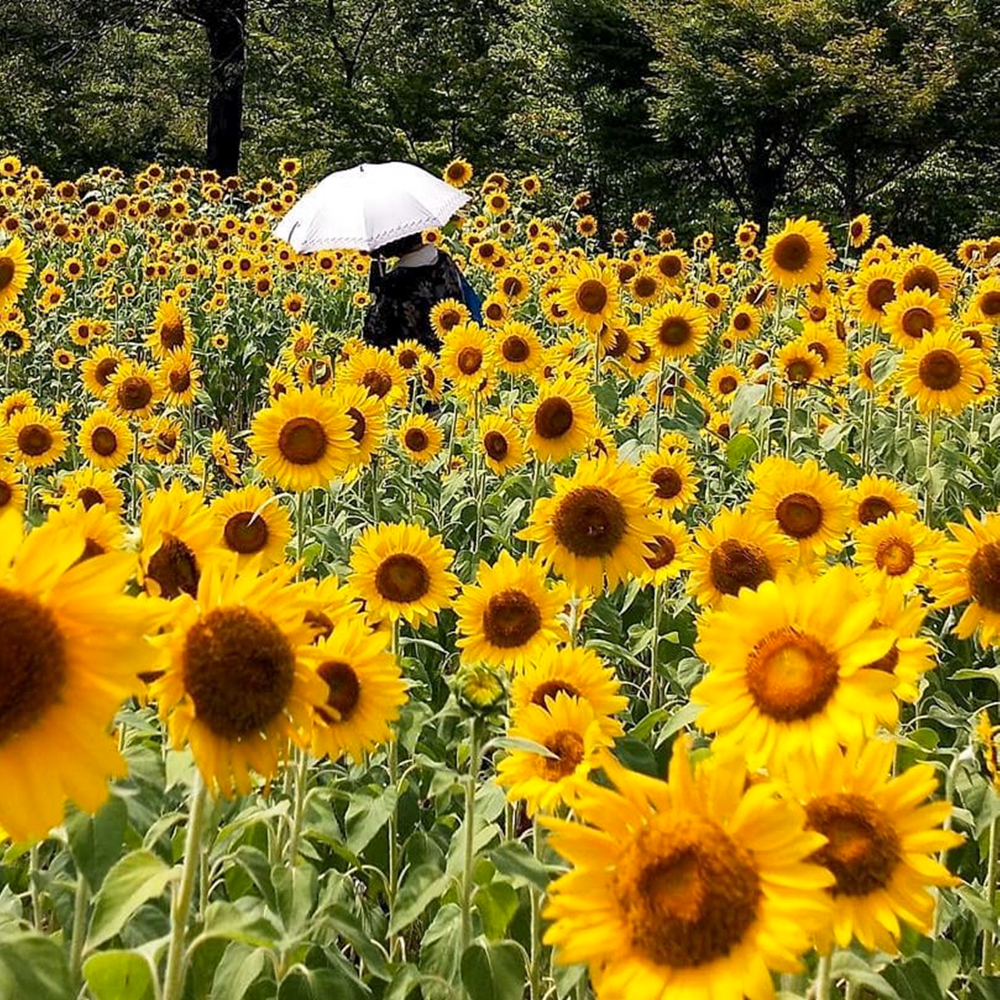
273,161,470,254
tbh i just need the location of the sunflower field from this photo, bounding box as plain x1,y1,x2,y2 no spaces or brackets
4,151,1000,1000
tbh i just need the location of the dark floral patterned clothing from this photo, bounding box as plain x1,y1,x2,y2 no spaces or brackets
363,251,464,352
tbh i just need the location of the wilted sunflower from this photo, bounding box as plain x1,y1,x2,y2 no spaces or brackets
349,521,459,626
687,507,798,608
638,447,700,515
643,298,710,360
8,406,66,470
302,614,407,763
397,413,443,464
899,329,983,415
151,560,325,796
455,551,569,669
477,412,525,476
883,288,949,350
555,261,620,334
0,508,163,841
848,475,918,527
249,385,355,491
107,360,163,420
762,216,834,289
139,481,220,600
693,566,899,766
543,740,834,1000
0,236,31,309
497,693,611,816
211,484,292,569
147,296,193,358
523,373,597,463
781,740,960,953
854,512,939,595
749,457,850,558
521,456,660,593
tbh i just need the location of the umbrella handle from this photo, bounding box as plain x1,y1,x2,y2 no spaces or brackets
369,257,387,294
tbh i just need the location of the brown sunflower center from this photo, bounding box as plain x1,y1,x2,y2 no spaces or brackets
0,259,14,291
485,302,504,322
77,487,104,510
850,221,864,239
168,369,191,393
866,278,896,312
969,542,1000,613
117,376,153,411
483,430,509,461
775,492,823,539
745,628,839,721
874,537,915,576
457,346,483,376
658,318,692,347
482,589,542,648
709,539,774,597
315,660,361,724
0,482,11,508
503,277,524,298
146,534,199,599
531,680,580,706
772,233,811,273
857,496,893,524
806,793,901,897
404,427,429,452
918,349,961,391
181,606,295,740
304,609,334,641
88,426,118,458
980,291,1000,318
733,311,752,332
902,307,933,339
160,317,186,350
361,369,393,399
651,467,682,500
658,255,682,278
502,335,530,363
902,265,939,296
575,279,609,314
785,358,814,384
644,534,677,570
223,511,269,554
534,397,574,439
864,640,900,674
552,486,627,559
718,375,738,395
17,424,52,457
398,348,419,369
375,553,430,603
278,416,327,465
541,729,585,780
808,341,829,363
0,586,67,746
615,815,761,969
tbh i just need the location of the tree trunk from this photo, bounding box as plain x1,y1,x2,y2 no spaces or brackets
204,0,247,178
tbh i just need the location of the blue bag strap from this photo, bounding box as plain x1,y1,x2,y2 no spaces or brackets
458,269,483,324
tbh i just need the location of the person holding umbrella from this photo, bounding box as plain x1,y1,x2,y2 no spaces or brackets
273,161,480,350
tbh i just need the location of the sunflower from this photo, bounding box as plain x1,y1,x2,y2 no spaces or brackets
107,360,163,421
897,246,960,301
147,296,193,358
883,288,949,350
639,515,690,586
776,340,823,385
474,413,523,476
899,329,983,415
301,614,407,762
555,260,620,335
801,326,847,379
249,385,355,492
0,508,163,841
970,276,1000,326
80,344,126,399
497,693,611,816
160,350,201,408
300,574,361,642
780,740,961,953
707,363,743,402
430,298,471,339
349,521,459,626
638,447,700,515
9,406,67,470
861,588,935,703
749,457,850,558
854,512,938,596
543,740,834,1000
138,481,220,600
523,373,597,464
726,302,762,342
443,159,473,188
687,507,798,608
398,413,443,464
45,502,125,559
848,474,918,526
330,383,387,474
510,645,626,737
0,323,29,356
394,339,430,374
643,298,710,360
762,217,834,289
521,456,660,594
693,566,900,766
498,268,531,304
654,248,690,287
454,551,569,669
848,214,872,248
51,466,123,514
337,346,408,408
210,484,292,569
53,347,75,370
151,560,326,797
139,415,182,465
210,429,240,484
852,262,899,327
440,322,495,393
494,321,544,377
0,236,31,309
0,460,25,517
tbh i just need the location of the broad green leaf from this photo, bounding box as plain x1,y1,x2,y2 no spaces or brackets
489,843,551,891
83,950,154,1000
65,795,128,891
273,864,317,936
730,382,766,430
882,956,943,1000
473,881,519,939
210,943,269,1000
389,864,452,935
460,940,526,1000
193,899,283,949
345,785,397,853
323,904,392,981
0,933,72,1000
725,431,758,469
87,849,177,950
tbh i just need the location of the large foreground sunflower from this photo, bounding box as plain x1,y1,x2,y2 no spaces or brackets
523,373,597,463
543,740,833,1000
151,560,325,796
693,566,900,766
779,740,961,953
762,217,833,289
898,329,984,415
554,260,620,334
8,406,67,469
0,508,163,841
521,456,660,593
248,385,355,491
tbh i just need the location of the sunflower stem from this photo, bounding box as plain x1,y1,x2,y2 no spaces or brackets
296,489,307,568
162,771,209,1000
860,391,874,472
285,747,310,866
784,385,795,460
460,717,484,954
650,581,664,711
29,843,43,930
387,620,402,960
924,410,937,525
815,952,833,1000
529,816,545,1000
69,872,90,990
654,356,666,450
983,814,1000,974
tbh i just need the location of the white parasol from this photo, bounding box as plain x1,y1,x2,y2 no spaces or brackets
273,161,470,253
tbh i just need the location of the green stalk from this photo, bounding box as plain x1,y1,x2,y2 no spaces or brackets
460,718,484,954
162,773,209,1000
387,620,402,959
529,817,545,1000
815,952,833,1000
650,581,664,711
29,843,42,929
784,385,795,460
924,410,937,525
983,814,1000,974
69,873,90,989
653,356,666,450
285,747,310,866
